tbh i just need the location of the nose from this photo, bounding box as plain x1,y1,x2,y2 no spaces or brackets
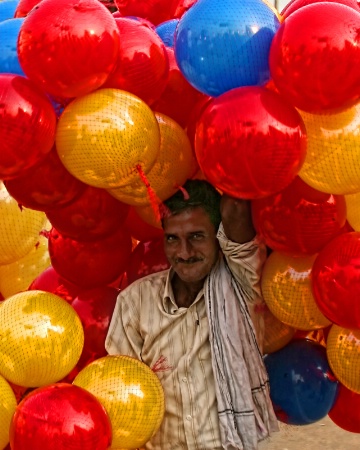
177,239,194,260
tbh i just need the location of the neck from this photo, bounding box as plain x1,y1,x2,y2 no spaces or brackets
172,274,204,308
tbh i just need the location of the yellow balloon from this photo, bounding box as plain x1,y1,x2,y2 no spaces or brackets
73,355,165,449
0,290,84,388
0,233,50,299
345,191,360,231
0,374,17,450
108,112,198,206
263,306,295,355
298,102,360,194
56,89,160,189
135,204,162,229
261,252,331,330
327,325,360,394
0,184,47,265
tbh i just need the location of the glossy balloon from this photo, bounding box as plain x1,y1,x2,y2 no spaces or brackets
108,112,198,206
48,227,132,288
10,383,112,450
281,0,360,20
270,3,360,112
14,0,41,17
175,0,280,96
135,204,163,229
0,375,17,450
18,0,120,98
46,185,130,241
0,290,84,387
345,191,360,231
0,19,25,76
263,305,295,355
56,88,160,189
312,232,360,330
0,183,47,265
298,104,360,195
5,146,86,212
127,238,170,284
156,19,178,47
252,177,347,255
73,355,165,449
173,0,198,18
327,325,360,394
114,0,179,25
261,251,331,330
264,340,339,425
0,74,56,180
104,18,169,106
328,383,360,433
124,206,164,242
0,0,18,21
195,86,307,199
152,47,206,128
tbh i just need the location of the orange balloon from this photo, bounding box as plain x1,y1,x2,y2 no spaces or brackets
263,306,296,354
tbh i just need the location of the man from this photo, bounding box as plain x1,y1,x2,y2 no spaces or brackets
105,179,278,450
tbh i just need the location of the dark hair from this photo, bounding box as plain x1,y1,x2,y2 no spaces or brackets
161,180,222,230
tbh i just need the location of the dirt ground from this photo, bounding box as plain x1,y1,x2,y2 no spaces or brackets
262,416,359,449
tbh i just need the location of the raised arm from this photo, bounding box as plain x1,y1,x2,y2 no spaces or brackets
220,194,256,244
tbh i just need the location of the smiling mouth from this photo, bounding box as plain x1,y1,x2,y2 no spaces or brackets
175,258,204,264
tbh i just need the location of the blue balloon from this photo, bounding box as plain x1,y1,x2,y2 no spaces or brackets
264,339,339,426
0,18,25,75
0,0,18,22
156,19,179,48
174,0,280,96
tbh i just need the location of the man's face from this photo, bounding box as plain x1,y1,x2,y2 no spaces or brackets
163,206,219,284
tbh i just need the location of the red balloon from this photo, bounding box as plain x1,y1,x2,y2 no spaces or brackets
195,86,307,199
114,0,179,25
46,185,130,241
28,266,82,303
127,238,169,284
125,206,164,242
5,146,86,212
17,0,120,98
281,0,360,19
185,94,212,150
151,47,205,127
329,383,360,433
312,232,360,329
48,227,132,288
15,0,42,17
0,74,56,180
10,383,112,450
252,177,347,255
103,17,169,105
173,0,198,18
270,3,360,113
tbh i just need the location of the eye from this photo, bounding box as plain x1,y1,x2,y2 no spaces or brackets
165,235,177,243
191,233,204,241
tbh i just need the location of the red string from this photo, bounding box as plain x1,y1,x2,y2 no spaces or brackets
136,165,161,223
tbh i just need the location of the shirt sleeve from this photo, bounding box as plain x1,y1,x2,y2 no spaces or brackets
105,284,144,360
217,222,267,351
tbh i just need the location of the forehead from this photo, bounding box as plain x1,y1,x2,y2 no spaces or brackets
163,207,215,234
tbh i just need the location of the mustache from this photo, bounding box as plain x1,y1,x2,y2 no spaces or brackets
174,257,204,264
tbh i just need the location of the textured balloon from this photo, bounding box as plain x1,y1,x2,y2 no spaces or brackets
174,0,280,96
114,0,179,25
328,383,360,433
0,183,47,265
48,227,132,288
345,191,360,231
0,375,17,450
0,0,18,21
281,0,360,20
252,177,347,255
298,103,360,194
263,306,296,355
124,207,164,242
0,74,56,180
127,238,170,284
195,86,307,199
108,112,198,205
312,232,360,330
261,252,331,330
0,19,25,76
103,18,169,106
155,19,178,47
0,290,84,387
5,146,86,212
264,339,339,425
135,204,162,229
327,325,360,394
10,383,112,450
46,185,130,241
270,3,360,112
151,47,206,128
56,88,160,189
73,355,165,449
17,0,120,98
0,233,50,299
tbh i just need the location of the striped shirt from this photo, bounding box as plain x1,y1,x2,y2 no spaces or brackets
105,225,267,450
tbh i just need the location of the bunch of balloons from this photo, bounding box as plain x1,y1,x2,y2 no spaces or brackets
1,0,360,446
